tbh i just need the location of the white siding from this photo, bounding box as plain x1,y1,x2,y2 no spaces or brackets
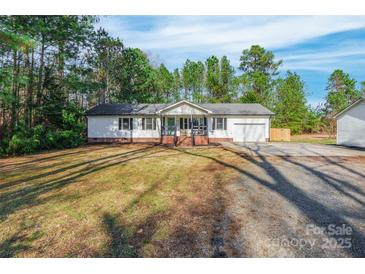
88,115,271,142
161,104,207,115
87,116,161,138
133,117,161,138
207,116,270,140
337,101,365,148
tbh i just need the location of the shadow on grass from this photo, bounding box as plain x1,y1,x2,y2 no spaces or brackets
0,145,109,168
0,233,31,257
0,145,157,190
101,213,138,257
0,145,166,221
101,211,167,258
0,226,45,257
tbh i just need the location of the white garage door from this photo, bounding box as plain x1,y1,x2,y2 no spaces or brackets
233,123,265,142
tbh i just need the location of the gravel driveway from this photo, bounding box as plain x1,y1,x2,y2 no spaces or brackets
230,142,365,157
221,142,365,257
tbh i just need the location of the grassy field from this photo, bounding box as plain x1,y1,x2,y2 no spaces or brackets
0,144,242,257
290,134,336,145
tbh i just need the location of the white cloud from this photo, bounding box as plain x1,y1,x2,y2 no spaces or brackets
97,16,365,106
96,16,365,72
279,42,365,72
99,16,365,53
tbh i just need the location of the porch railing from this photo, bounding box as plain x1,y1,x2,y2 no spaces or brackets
161,126,208,136
192,126,208,136
161,126,176,136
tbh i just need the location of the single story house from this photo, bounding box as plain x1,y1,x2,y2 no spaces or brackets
334,97,365,148
86,100,274,146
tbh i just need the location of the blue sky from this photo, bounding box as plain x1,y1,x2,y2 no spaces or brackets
98,16,365,106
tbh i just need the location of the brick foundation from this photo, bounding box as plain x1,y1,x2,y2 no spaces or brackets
88,137,132,143
208,138,233,143
133,138,161,143
89,136,233,145
161,136,175,145
193,136,209,145
88,137,160,144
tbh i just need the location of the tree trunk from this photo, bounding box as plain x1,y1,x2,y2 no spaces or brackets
10,49,18,133
105,70,109,103
36,33,45,108
58,41,65,99
105,48,111,103
0,105,5,141
25,49,34,128
0,102,4,141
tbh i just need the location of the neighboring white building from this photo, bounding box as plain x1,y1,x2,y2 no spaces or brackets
334,97,365,148
86,100,274,146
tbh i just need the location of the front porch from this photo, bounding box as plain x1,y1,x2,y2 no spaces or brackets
160,116,209,146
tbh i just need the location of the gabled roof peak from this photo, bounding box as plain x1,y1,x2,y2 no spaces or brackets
334,97,365,119
157,100,212,114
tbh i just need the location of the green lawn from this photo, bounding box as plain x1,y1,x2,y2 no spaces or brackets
0,144,241,257
290,134,336,145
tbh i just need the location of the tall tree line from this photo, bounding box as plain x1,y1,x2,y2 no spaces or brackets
1,16,365,154
0,16,96,135
0,16,104,154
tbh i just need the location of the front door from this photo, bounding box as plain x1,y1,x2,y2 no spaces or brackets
167,117,176,135
180,117,192,136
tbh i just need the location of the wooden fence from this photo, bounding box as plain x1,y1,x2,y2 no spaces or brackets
270,128,291,142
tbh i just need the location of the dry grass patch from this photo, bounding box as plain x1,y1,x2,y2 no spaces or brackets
0,144,243,257
290,134,336,144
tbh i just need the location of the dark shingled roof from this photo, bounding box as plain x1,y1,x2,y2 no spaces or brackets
86,102,274,116
199,103,274,115
85,103,166,115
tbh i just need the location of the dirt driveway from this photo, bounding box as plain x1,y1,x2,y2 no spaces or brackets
221,142,365,257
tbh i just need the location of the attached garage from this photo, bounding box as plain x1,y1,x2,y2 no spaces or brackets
233,123,266,142
334,98,365,148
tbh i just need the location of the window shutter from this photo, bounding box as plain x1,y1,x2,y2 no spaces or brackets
224,118,227,130
130,118,133,130
180,118,183,129
212,118,215,130
142,118,145,130
153,118,156,130
118,118,122,130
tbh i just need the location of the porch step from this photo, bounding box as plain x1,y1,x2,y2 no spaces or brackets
176,136,192,146
161,135,209,146
176,136,209,146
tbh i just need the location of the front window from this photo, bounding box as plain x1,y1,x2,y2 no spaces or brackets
216,118,224,130
142,118,156,130
180,118,191,129
119,117,133,130
213,118,227,130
